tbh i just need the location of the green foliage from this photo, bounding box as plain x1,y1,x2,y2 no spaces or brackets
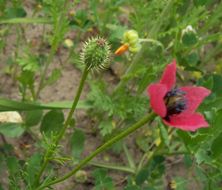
7,156,21,189
98,120,114,137
92,169,115,190
135,156,165,186
0,123,24,138
158,120,170,147
24,110,43,127
40,110,64,136
17,51,40,72
44,68,62,86
87,81,148,120
70,129,85,159
24,153,42,187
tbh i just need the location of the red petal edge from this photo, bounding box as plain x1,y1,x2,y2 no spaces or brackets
180,86,211,113
163,112,209,131
160,60,177,91
147,83,167,117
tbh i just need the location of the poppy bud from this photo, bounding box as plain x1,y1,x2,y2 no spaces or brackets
123,30,139,45
80,37,111,70
115,30,141,55
74,170,88,183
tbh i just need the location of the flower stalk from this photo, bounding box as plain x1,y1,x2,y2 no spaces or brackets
35,37,111,186
35,66,89,185
37,112,156,189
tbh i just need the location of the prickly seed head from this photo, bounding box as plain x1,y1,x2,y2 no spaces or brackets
80,37,111,70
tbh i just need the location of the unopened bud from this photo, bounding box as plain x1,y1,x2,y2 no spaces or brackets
74,170,88,183
115,30,141,55
123,30,139,45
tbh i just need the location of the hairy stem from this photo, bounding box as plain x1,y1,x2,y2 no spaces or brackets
37,112,156,189
35,66,89,185
90,161,135,174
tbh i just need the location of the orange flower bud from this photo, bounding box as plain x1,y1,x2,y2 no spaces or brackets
114,44,129,55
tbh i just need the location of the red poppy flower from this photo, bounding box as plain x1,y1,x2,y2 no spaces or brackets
147,60,211,131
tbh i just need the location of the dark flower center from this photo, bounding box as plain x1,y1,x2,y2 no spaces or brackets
164,87,186,121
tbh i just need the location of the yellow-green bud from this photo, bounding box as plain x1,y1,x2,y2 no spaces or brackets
123,30,139,46
129,43,142,53
74,170,88,183
122,30,141,53
80,37,111,70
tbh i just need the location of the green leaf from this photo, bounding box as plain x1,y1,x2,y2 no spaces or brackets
195,148,211,164
24,110,43,127
17,70,35,87
177,130,208,152
6,156,21,189
17,52,40,72
158,121,170,147
70,129,85,159
0,123,24,137
0,98,91,111
173,177,188,190
0,17,51,24
193,0,209,6
212,75,222,96
183,154,193,168
212,109,222,133
40,110,64,136
124,177,140,190
211,132,222,158
124,185,140,190
45,69,62,86
136,156,165,185
98,120,114,137
135,166,150,185
136,135,150,152
199,76,214,90
6,156,20,175
92,169,114,190
4,7,27,19
0,184,4,190
185,52,199,66
182,32,198,46
25,153,42,186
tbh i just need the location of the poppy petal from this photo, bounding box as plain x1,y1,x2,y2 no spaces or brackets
180,86,211,113
147,83,167,117
163,112,209,131
160,60,177,91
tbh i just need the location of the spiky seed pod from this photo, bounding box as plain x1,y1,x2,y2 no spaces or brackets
80,37,111,70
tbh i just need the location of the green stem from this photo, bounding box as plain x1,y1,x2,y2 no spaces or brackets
35,66,89,185
90,161,135,174
55,66,89,143
123,143,136,170
139,38,164,49
37,112,156,189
